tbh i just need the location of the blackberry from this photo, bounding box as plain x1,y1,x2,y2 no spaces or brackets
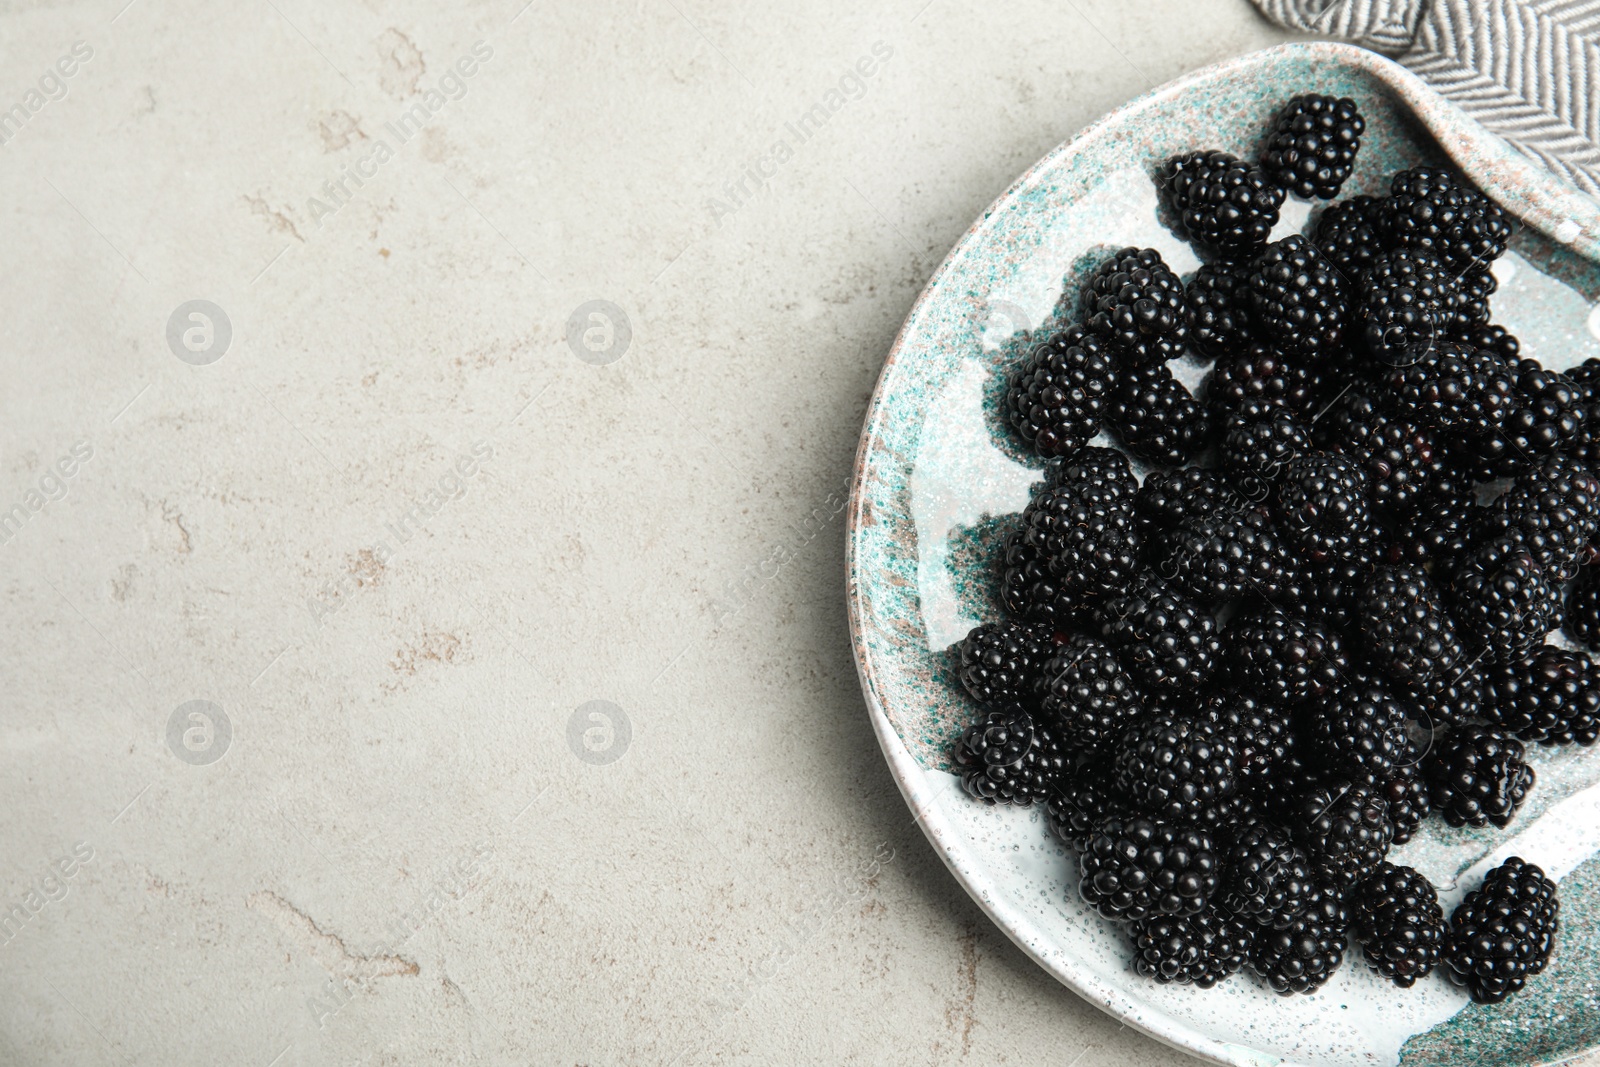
1358,249,1461,363
1475,453,1600,582
1380,166,1514,273
1411,660,1490,733
1453,268,1497,333
1250,882,1350,994
1353,863,1445,987
1388,340,1518,438
1227,610,1349,705
1221,402,1312,499
1567,563,1600,650
1450,537,1561,663
1299,551,1376,632
1313,194,1386,277
1311,679,1413,778
1468,361,1586,477
1444,856,1559,1004
1094,573,1221,692
1247,235,1351,359
1046,762,1130,852
1007,329,1119,457
1185,259,1257,358
1130,907,1257,986
1313,391,1440,518
1161,509,1295,603
1375,761,1432,845
1079,816,1220,921
1018,485,1140,601
1261,94,1364,199
1204,341,1324,423
1038,634,1146,752
1275,452,1374,557
999,529,1087,628
1220,822,1312,928
1358,564,1476,698
1198,690,1295,789
1291,780,1394,890
1114,713,1238,821
1425,725,1534,828
1456,322,1520,360
1133,467,1246,543
1487,646,1600,746
1160,150,1286,260
956,620,1056,706
952,706,1069,805
1187,790,1263,848
1396,491,1485,570
1081,247,1191,363
1107,361,1211,466
1049,445,1139,502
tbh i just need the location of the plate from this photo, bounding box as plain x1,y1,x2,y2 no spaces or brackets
845,41,1600,1067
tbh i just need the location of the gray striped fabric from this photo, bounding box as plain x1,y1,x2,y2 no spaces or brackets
1251,0,1600,199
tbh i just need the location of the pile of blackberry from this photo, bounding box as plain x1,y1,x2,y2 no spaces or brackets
948,91,1591,1001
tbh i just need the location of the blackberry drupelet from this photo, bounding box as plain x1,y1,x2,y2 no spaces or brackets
1095,572,1221,692
1291,780,1394,890
1130,907,1257,986
1487,646,1600,746
1133,467,1247,543
1107,361,1212,466
1046,762,1129,852
1038,634,1147,752
1387,340,1518,438
1018,484,1141,601
1353,862,1445,987
1261,94,1364,199
1311,679,1413,779
1450,537,1561,663
1114,713,1239,822
1007,329,1119,457
1425,725,1535,828
1313,391,1440,518
1474,453,1600,582
1162,509,1296,603
1160,150,1286,260
1567,563,1600,650
1049,445,1139,502
1380,166,1515,273
1204,341,1324,422
999,529,1088,629
1456,322,1520,359
1247,235,1352,359
1186,258,1257,358
1250,882,1351,994
1227,610,1350,705
1079,816,1220,921
1358,248,1461,362
1274,451,1375,557
1220,822,1312,928
1082,247,1190,363
1221,402,1313,499
956,619,1057,706
1313,193,1386,277
1444,856,1559,1004
1198,690,1295,789
952,706,1069,805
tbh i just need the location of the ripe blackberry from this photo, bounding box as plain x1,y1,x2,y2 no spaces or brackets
1375,761,1432,845
1353,862,1445,987
1007,330,1118,457
1380,166,1514,273
1453,268,1497,333
1467,361,1586,477
1221,402,1312,498
1094,573,1221,692
1450,537,1561,663
1227,610,1349,705
1204,341,1324,423
1358,564,1476,697
1161,509,1296,603
1046,763,1129,852
1261,94,1364,199
1198,690,1295,789
1444,856,1559,1004
1079,816,1220,921
1130,906,1257,986
1487,646,1600,746
1160,150,1286,260
1107,361,1211,466
952,706,1069,805
1456,322,1520,360
1291,780,1394,890
1049,445,1140,501
1298,552,1375,632
1186,259,1257,358
1311,679,1413,778
1114,713,1238,821
1133,467,1246,543
1313,391,1440,518
1396,490,1485,570
1018,485,1140,601
1474,453,1600,582
1082,247,1191,363
1313,194,1386,277
1358,249,1461,363
1038,634,1146,752
1220,822,1312,928
1566,563,1600,650
1275,452,1374,557
1388,340,1518,438
956,620,1056,706
1425,725,1534,828
1247,235,1351,359
999,529,1088,629
1250,882,1350,994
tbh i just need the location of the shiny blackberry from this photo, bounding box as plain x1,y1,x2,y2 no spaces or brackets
1311,679,1413,778
956,620,1057,706
1220,822,1312,928
1130,907,1257,986
1160,150,1286,260
1313,391,1440,518
1049,445,1140,502
1444,856,1559,1004
1353,862,1445,987
1358,564,1476,698
1133,467,1247,544
999,529,1088,629
1262,94,1364,199
1380,166,1514,273
1038,634,1146,753
1467,360,1586,477
1221,402,1313,499
952,706,1069,805
1018,485,1140,601
1079,816,1220,921
1007,329,1119,457
1227,610,1350,705
1185,258,1257,358
1108,361,1212,466
1247,235,1352,359
1275,451,1374,557
1456,322,1520,360
1046,762,1130,852
1198,690,1295,789
1387,340,1518,438
1298,551,1376,632
1487,646,1600,746
1453,267,1497,333
1425,725,1534,828
1114,713,1239,822
1162,509,1296,603
1291,780,1394,890
1566,563,1600,650
1375,761,1432,845
1473,453,1600,582
1450,537,1561,663
1204,341,1324,422
1313,194,1386,277
1396,490,1485,570
1358,248,1461,362
1082,247,1190,363
1250,882,1350,994
1094,572,1221,692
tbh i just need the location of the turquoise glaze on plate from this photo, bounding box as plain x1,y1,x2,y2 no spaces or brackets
846,42,1600,1067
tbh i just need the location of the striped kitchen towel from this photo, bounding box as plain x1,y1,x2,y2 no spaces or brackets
1251,0,1600,199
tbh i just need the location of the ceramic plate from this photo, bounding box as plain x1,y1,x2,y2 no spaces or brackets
846,42,1600,1067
